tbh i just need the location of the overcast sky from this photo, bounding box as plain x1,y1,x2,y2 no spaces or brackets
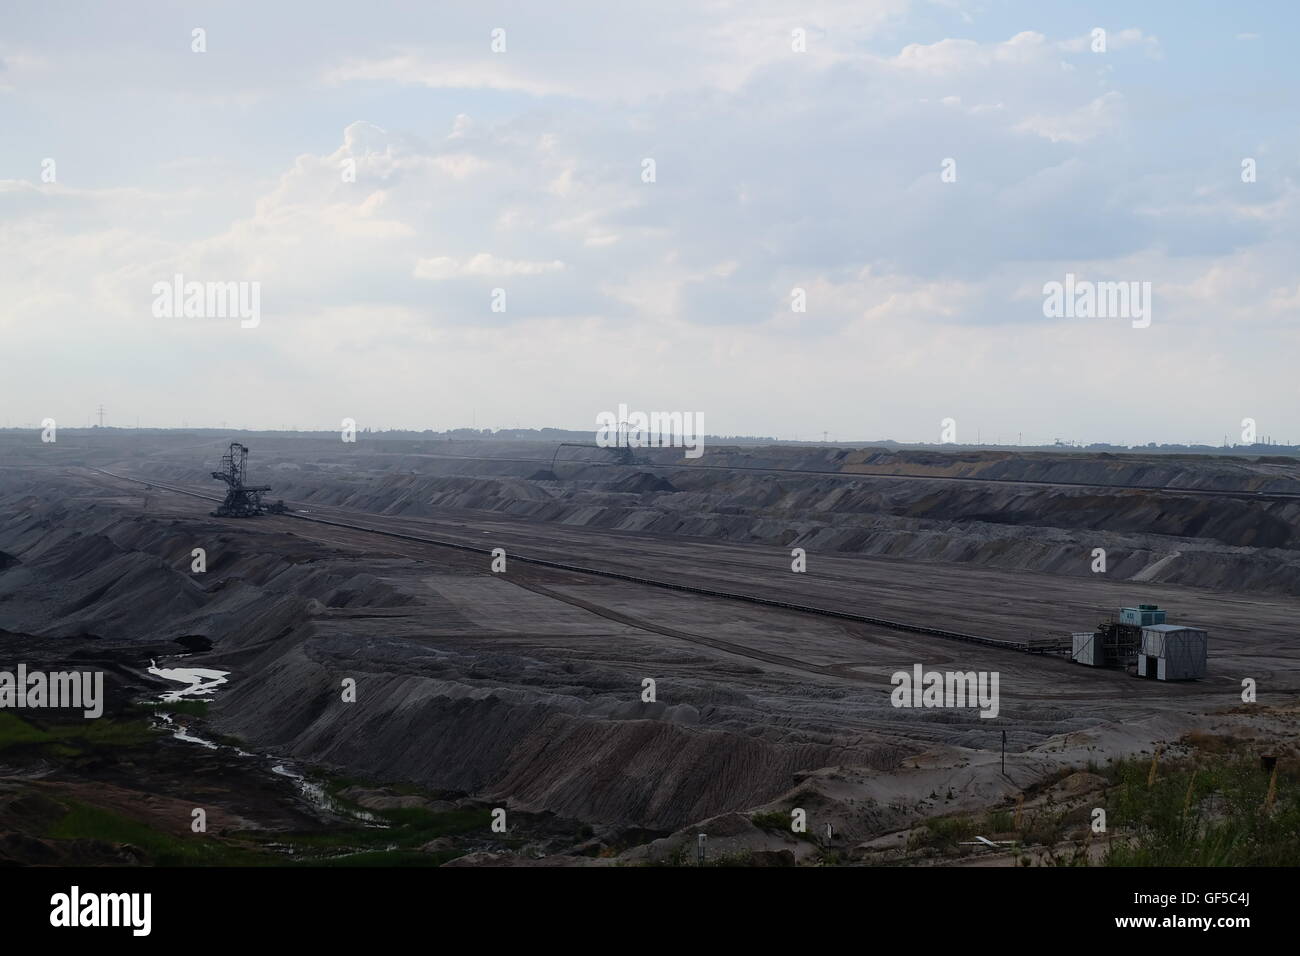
2,1,1297,445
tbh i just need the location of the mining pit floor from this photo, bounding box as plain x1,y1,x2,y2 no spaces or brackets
1,433,1297,866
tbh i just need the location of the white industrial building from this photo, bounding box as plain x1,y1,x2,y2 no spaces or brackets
1137,624,1208,681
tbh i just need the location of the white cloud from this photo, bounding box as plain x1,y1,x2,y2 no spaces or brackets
2,7,1298,442
1015,91,1123,143
414,254,566,280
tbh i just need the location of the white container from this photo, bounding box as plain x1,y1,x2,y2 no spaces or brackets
1071,632,1103,666
1139,625,1207,680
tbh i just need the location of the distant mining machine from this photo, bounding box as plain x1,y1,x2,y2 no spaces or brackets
1070,605,1156,669
210,442,282,517
1069,604,1208,680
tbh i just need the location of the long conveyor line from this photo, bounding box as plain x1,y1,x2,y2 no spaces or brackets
87,467,1067,657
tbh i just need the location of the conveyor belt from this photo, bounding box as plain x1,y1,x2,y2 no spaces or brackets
85,467,1068,657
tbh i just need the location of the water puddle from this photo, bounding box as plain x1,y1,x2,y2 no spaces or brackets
147,659,229,701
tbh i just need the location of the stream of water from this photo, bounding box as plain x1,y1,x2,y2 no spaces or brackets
146,660,384,827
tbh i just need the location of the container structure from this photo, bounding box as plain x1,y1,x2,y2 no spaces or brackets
1137,624,1208,681
1071,632,1104,666
1069,620,1140,667
1120,604,1166,628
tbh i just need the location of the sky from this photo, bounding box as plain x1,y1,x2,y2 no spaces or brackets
2,0,1297,445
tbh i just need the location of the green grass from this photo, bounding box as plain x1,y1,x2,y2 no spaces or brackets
9,709,546,867
0,711,153,755
148,699,210,718
242,805,497,862
750,808,816,843
1104,755,1300,866
0,711,51,748
984,809,1014,833
322,773,459,801
5,707,516,867
750,810,791,832
43,797,493,867
908,814,976,851
899,754,1298,866
46,801,271,866
37,789,498,867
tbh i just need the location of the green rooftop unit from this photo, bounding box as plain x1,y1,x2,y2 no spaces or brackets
1120,605,1166,627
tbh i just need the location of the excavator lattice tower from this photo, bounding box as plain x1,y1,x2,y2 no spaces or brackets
210,442,280,517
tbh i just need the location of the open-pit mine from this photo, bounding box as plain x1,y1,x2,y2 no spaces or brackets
2,431,1298,867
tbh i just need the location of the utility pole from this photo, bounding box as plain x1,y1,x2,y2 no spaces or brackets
97,404,105,428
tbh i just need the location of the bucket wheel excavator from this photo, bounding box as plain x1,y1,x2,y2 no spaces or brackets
210,442,286,517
